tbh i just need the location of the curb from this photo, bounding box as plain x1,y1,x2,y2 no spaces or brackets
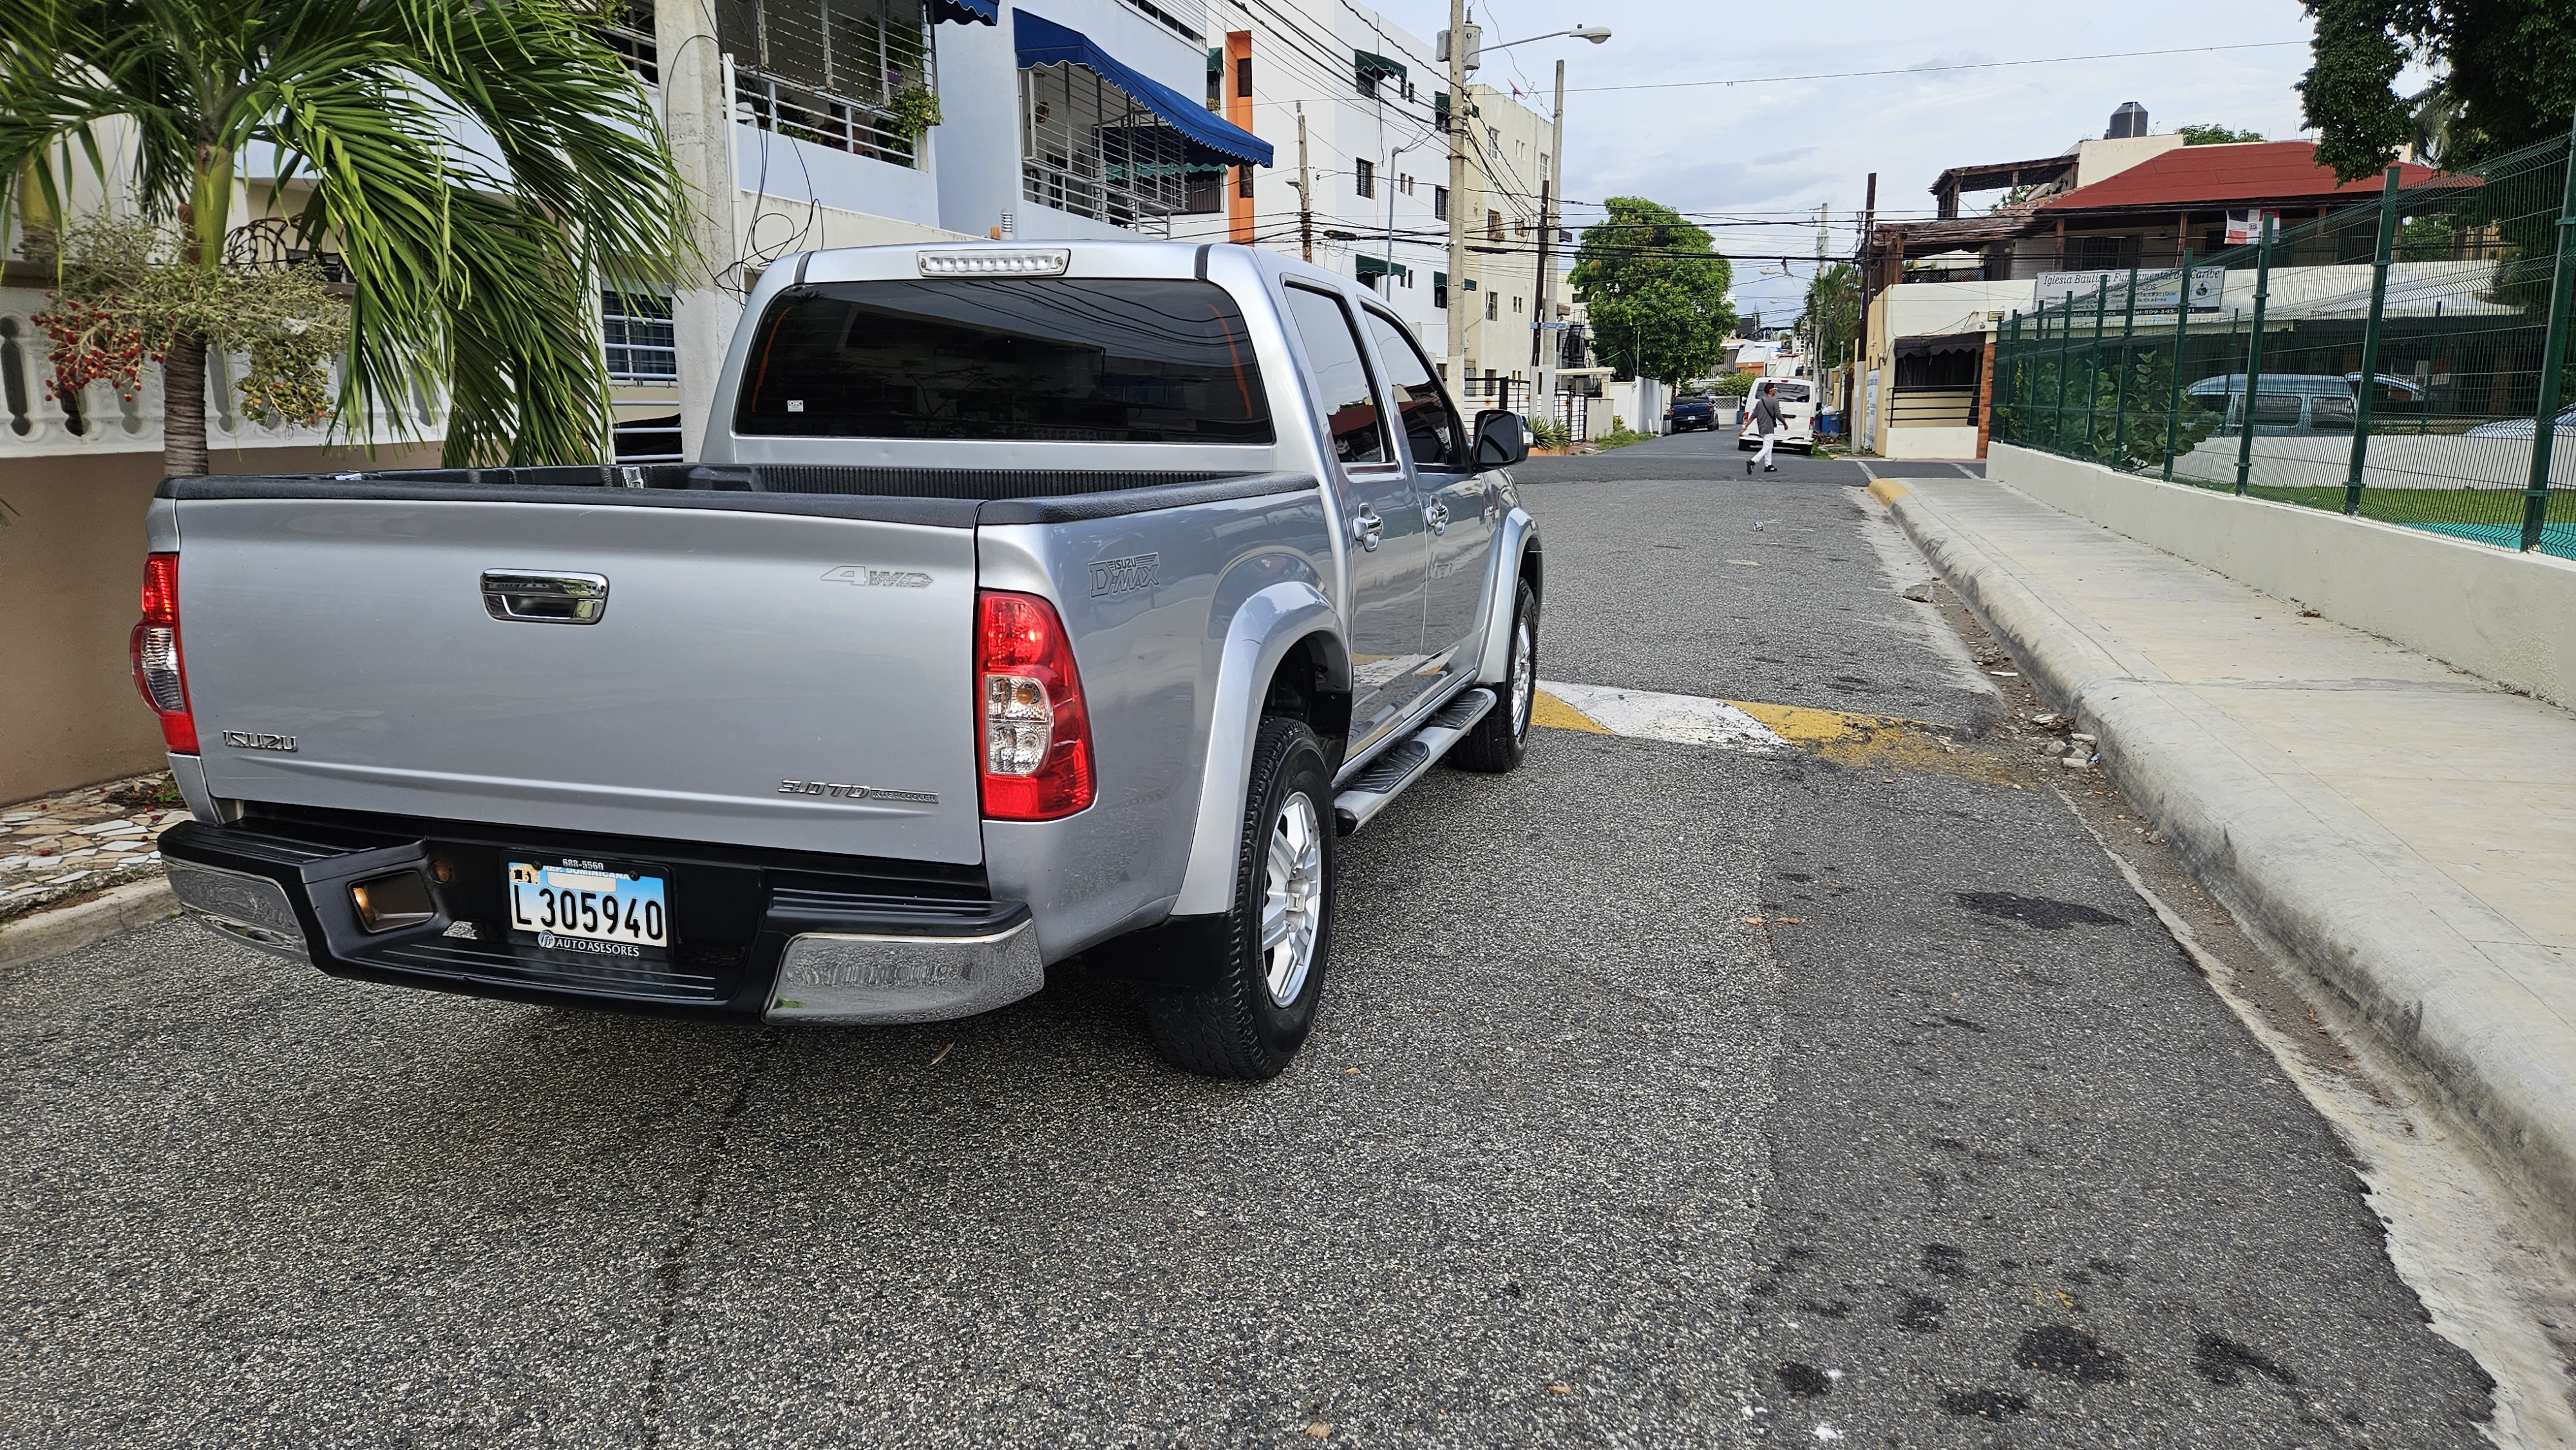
1878,484,2576,1251
0,877,180,969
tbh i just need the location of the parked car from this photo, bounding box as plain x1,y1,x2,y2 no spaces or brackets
2184,373,2358,435
143,241,1544,1081
2464,404,2576,438
1666,395,1716,432
1736,379,1817,453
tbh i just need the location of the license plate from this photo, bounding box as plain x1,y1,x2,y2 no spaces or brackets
507,860,670,957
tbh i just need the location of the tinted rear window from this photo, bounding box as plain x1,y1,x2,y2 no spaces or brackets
736,279,1273,444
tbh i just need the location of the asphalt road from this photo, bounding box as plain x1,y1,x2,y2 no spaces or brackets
0,433,2497,1447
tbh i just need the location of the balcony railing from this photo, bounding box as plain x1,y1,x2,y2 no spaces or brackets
1021,63,1211,233
736,67,922,168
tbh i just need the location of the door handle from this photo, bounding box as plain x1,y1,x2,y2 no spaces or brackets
1425,501,1450,536
1351,504,1385,552
482,570,610,625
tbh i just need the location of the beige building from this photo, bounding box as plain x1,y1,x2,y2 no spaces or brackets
1448,81,1558,405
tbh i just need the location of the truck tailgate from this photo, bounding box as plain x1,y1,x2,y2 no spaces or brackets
176,497,983,865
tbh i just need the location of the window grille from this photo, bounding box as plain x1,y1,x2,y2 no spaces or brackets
1022,64,1205,232
603,290,678,381
719,0,934,168
1356,160,1374,199
1434,186,1448,221
601,0,659,84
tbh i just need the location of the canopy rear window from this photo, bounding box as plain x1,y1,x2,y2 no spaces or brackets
737,278,1274,443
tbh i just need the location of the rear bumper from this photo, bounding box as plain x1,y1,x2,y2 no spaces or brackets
157,811,1043,1025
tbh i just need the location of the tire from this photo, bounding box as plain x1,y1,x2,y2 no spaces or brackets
1141,717,1336,1079
1450,578,1537,774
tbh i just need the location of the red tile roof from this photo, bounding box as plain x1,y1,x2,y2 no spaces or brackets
2038,142,2450,213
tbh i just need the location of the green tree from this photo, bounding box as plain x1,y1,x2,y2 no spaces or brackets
1802,261,1859,370
0,0,696,475
2177,124,2267,145
1710,370,1755,399
2297,0,2576,178
1567,197,1734,384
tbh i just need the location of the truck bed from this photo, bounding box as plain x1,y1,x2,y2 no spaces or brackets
160,464,1318,527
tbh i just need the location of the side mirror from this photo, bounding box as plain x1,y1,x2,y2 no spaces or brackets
1473,409,1528,467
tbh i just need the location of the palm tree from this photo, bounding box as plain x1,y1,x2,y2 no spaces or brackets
0,0,696,475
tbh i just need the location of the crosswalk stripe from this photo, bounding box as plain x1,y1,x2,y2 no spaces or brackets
1535,680,1964,773
1535,680,1789,753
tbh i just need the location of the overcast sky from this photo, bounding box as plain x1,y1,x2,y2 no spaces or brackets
1365,0,2333,325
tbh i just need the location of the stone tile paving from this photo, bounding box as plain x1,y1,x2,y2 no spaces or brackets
0,772,183,923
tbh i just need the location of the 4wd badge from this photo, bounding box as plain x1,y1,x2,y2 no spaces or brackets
822,565,932,589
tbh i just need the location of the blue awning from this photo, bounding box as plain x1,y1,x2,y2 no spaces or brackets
1014,9,1274,168
934,0,996,23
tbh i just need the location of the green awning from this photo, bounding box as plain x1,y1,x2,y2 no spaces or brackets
1356,50,1406,82
1355,255,1411,279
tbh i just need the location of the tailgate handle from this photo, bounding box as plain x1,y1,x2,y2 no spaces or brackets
482,570,610,625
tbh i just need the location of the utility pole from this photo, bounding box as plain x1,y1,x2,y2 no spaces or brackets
1444,0,1470,385
1531,57,1564,392
657,0,743,462
1297,108,1312,263
1852,171,1876,430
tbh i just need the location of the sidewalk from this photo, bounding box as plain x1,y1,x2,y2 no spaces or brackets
1870,475,2576,1241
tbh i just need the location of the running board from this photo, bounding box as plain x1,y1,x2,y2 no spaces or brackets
1332,688,1496,836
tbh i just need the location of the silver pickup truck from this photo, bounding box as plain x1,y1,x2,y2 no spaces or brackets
143,241,1543,1078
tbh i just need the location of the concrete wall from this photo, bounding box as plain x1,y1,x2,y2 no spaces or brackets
1882,425,1980,460
1989,442,2576,708
1,442,440,806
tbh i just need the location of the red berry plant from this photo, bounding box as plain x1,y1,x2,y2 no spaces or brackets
27,216,349,429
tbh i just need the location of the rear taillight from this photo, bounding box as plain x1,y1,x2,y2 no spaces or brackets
976,590,1094,821
130,552,198,753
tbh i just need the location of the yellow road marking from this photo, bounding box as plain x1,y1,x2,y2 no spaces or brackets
1531,690,1611,734
1729,699,1961,772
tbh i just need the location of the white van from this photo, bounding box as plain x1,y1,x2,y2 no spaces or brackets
1736,377,1817,454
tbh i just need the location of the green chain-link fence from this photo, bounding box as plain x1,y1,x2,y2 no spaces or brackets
1991,124,2576,560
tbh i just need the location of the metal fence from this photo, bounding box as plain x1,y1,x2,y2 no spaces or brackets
1991,124,2576,560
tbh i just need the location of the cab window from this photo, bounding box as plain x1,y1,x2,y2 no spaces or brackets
1281,285,1388,466
1361,310,1465,468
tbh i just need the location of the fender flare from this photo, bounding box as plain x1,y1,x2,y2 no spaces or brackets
1472,508,1544,685
1171,581,1346,917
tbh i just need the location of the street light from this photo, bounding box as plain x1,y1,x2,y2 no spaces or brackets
1484,25,1612,55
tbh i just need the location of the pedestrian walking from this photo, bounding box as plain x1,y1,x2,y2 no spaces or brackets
1747,382,1783,474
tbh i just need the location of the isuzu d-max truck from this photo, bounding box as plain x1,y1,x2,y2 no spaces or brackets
142,241,1543,1078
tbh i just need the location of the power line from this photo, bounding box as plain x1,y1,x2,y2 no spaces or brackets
1559,40,2313,94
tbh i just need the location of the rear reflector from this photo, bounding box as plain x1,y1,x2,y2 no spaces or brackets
130,552,197,753
976,590,1094,820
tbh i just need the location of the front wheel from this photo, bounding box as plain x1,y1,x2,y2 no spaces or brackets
1142,717,1337,1079
1450,579,1537,774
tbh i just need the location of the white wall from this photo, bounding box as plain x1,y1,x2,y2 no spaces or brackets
736,126,945,232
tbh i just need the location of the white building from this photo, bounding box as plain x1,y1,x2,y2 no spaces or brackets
1159,0,1561,395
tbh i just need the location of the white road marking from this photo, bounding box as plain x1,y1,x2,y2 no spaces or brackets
1953,462,1979,478
1854,460,1879,482
1539,679,1789,753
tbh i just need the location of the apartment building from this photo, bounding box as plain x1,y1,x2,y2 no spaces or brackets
1162,0,1558,393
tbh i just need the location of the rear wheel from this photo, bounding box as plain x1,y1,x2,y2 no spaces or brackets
1450,579,1537,774
1142,717,1336,1078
